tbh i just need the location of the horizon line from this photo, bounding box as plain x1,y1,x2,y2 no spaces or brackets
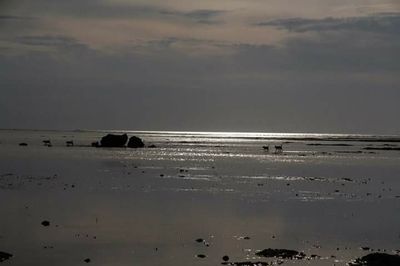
1,127,399,137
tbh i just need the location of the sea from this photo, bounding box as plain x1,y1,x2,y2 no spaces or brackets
0,129,399,266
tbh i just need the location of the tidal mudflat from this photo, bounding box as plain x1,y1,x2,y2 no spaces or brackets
0,130,400,265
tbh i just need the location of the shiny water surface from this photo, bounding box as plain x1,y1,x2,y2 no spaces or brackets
0,130,399,265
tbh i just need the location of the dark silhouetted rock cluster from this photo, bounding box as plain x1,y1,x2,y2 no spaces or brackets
95,134,146,148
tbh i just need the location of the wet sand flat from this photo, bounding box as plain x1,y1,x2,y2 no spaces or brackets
0,130,400,265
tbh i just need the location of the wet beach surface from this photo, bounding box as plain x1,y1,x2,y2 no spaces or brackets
0,130,400,265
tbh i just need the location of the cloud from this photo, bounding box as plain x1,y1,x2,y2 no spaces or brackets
160,9,225,24
8,1,226,24
6,35,96,57
256,12,400,34
16,35,83,47
128,37,236,56
0,15,34,20
183,9,224,19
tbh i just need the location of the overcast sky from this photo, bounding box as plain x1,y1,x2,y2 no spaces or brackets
1,0,399,134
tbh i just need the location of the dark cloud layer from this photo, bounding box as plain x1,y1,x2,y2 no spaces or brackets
256,13,400,34
1,1,225,24
15,35,87,48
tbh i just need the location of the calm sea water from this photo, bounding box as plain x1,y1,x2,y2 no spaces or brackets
0,129,400,266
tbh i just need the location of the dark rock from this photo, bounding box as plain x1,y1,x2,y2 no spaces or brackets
349,253,400,266
342,177,353,182
255,248,305,259
222,255,230,261
195,238,204,243
66,141,74,147
41,220,50,227
148,144,157,148
221,262,268,266
91,141,100,147
84,258,91,263
0,251,13,262
42,140,51,146
127,136,145,148
100,134,128,147
197,254,206,258
19,143,28,146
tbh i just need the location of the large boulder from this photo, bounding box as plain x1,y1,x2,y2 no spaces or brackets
127,136,145,148
100,133,128,147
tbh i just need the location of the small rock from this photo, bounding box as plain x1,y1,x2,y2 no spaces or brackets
91,141,100,147
222,255,230,261
0,251,13,262
41,220,50,227
197,254,206,258
255,248,305,259
84,258,91,263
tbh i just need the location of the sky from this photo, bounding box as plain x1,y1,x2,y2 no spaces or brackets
0,0,400,134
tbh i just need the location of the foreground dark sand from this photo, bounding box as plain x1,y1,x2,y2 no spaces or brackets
1,130,400,265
